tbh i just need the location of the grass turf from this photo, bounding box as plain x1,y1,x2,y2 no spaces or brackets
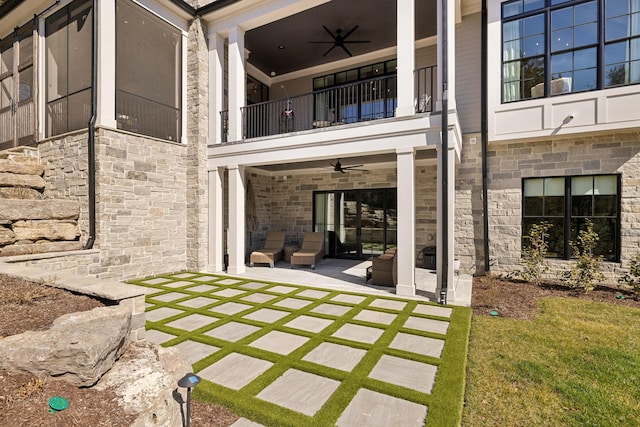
130,271,471,426
463,297,640,427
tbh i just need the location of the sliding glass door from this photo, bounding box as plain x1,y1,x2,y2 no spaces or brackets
314,188,397,259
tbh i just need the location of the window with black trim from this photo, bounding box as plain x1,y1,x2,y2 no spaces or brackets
502,0,640,103
522,175,620,261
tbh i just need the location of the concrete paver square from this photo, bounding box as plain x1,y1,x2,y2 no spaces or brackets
149,292,190,302
216,278,243,285
172,273,198,279
209,302,253,315
404,316,450,335
274,298,312,310
353,309,397,325
302,342,366,372
331,294,366,304
249,331,309,355
230,419,264,427
212,288,246,298
186,284,219,293
144,329,175,345
284,315,332,333
146,307,185,322
267,285,297,294
192,275,217,282
369,299,407,311
165,313,217,331
179,296,219,308
257,369,340,416
174,340,220,366
369,355,438,394
145,302,154,309
414,304,453,318
238,282,268,290
332,323,384,344
140,277,173,285
311,303,352,317
243,308,289,323
336,388,427,427
390,333,445,358
297,289,330,299
241,293,276,304
199,353,273,390
205,321,261,342
161,280,195,288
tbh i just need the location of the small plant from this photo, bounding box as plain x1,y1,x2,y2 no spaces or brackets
515,221,551,286
562,219,604,292
618,254,640,300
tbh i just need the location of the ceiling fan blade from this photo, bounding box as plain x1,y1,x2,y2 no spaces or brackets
343,164,365,169
308,41,335,44
322,25,337,40
323,44,338,57
340,44,353,57
343,40,371,44
342,25,359,40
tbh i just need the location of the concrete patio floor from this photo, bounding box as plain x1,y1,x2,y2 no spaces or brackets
134,267,472,426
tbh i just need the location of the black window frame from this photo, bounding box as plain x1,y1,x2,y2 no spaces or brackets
501,0,640,103
522,174,621,262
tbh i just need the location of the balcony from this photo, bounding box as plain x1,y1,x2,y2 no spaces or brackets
220,66,436,143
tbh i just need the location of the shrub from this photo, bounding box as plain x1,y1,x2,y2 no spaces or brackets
515,221,551,286
618,254,640,300
562,219,604,292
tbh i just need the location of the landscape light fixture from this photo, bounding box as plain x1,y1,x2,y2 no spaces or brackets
178,373,201,427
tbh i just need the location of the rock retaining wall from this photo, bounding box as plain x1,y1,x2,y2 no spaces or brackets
0,148,82,256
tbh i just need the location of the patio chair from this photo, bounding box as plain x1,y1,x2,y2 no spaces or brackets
366,248,397,287
290,232,324,269
249,231,286,268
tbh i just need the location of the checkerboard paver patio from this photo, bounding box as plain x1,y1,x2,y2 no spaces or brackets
133,271,460,426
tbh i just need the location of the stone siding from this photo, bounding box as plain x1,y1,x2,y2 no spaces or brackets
486,130,640,281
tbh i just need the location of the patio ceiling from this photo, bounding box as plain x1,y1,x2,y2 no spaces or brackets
245,0,436,77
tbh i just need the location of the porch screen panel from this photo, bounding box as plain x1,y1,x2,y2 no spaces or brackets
0,40,14,147
116,0,181,142
45,0,93,137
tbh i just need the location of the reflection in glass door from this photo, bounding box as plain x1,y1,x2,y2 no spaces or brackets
314,188,397,259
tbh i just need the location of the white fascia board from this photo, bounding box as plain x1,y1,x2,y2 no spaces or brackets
131,0,190,32
205,0,330,36
0,0,53,37
461,0,482,17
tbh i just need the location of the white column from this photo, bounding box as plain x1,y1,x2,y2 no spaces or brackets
396,0,415,117
436,0,457,112
208,168,224,272
435,136,456,299
396,147,416,296
96,0,117,129
227,165,246,275
228,26,245,142
208,32,225,144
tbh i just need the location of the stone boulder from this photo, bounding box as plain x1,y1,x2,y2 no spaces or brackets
0,187,42,199
0,162,44,175
13,220,80,241
95,340,191,427
0,240,83,256
0,305,131,386
0,226,15,245
0,172,46,190
0,199,79,221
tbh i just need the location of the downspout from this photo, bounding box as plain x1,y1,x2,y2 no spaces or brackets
481,0,489,272
439,0,449,305
83,0,97,249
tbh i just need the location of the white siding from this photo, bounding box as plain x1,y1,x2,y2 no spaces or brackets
455,12,482,134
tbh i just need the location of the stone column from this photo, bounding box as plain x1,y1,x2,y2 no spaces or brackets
228,26,245,142
396,0,415,117
436,137,456,300
208,168,224,272
227,165,245,275
396,147,416,296
208,31,225,144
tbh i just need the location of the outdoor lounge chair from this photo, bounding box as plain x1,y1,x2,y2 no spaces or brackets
366,248,397,287
290,232,324,269
249,231,286,268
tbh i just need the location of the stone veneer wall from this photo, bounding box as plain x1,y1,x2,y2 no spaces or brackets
486,130,640,281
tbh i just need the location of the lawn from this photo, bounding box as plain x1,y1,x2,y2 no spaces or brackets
463,297,640,426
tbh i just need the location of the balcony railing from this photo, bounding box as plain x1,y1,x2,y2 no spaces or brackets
221,65,436,142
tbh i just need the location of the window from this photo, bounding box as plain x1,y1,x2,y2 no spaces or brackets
116,0,181,142
522,175,620,261
45,0,93,137
502,0,640,102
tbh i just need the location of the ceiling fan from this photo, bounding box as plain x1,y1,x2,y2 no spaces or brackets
308,25,371,57
331,159,368,173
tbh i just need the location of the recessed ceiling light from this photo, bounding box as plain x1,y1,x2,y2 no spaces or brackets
270,71,276,76
278,45,285,49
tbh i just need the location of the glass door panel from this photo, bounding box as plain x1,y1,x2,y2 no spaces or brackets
361,190,386,257
336,191,360,258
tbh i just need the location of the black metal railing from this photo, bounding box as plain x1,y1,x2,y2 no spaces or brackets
116,89,180,142
221,65,436,142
